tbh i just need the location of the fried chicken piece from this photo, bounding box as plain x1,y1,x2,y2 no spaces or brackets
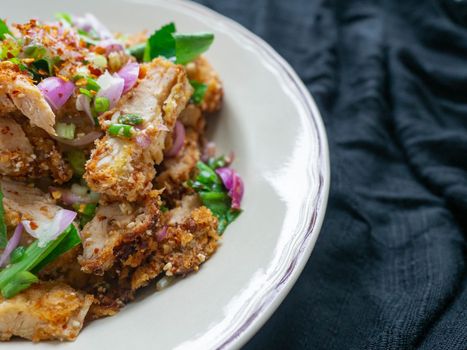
21,123,73,184
155,128,201,204
85,58,193,201
0,117,35,177
79,191,160,275
0,62,56,135
0,282,93,342
0,177,60,229
130,203,218,291
186,56,223,113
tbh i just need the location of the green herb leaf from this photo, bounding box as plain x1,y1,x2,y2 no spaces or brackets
118,113,143,125
127,43,146,62
144,22,176,62
173,32,214,64
188,161,241,234
0,185,7,248
66,150,86,177
1,271,38,299
190,80,207,105
0,19,12,40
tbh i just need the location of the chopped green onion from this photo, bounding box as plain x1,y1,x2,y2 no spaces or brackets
66,150,86,176
9,246,26,264
86,77,100,92
160,205,169,213
108,124,136,138
173,32,214,65
0,19,12,40
0,185,7,248
1,271,38,299
94,96,110,113
56,122,75,140
117,113,143,125
79,88,93,98
190,80,207,105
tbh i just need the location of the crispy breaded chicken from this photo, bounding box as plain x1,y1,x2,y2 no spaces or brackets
79,191,160,275
0,117,35,177
84,58,193,201
0,62,56,135
0,178,60,229
21,123,73,184
0,282,93,342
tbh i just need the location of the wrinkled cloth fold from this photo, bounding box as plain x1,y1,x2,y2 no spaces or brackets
195,0,467,349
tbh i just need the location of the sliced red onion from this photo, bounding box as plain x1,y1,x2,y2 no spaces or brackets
37,77,74,110
51,131,103,148
73,13,113,40
135,132,151,148
0,224,23,267
216,167,244,209
118,62,139,93
22,209,77,248
98,39,124,54
96,71,124,108
156,226,168,242
165,121,185,157
76,94,94,125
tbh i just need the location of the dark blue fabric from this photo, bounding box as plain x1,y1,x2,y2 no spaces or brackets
194,0,467,348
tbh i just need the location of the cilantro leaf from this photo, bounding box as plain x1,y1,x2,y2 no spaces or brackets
143,22,176,62
190,80,207,105
0,19,12,40
173,32,214,64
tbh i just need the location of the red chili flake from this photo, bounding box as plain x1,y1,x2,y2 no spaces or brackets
30,221,38,230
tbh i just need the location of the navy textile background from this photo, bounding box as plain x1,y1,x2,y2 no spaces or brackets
194,0,467,349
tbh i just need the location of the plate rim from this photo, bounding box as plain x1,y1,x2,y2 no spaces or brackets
167,0,331,348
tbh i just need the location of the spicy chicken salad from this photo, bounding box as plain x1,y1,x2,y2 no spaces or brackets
0,13,243,342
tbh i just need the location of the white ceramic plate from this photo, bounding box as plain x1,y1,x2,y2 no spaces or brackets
6,0,330,349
